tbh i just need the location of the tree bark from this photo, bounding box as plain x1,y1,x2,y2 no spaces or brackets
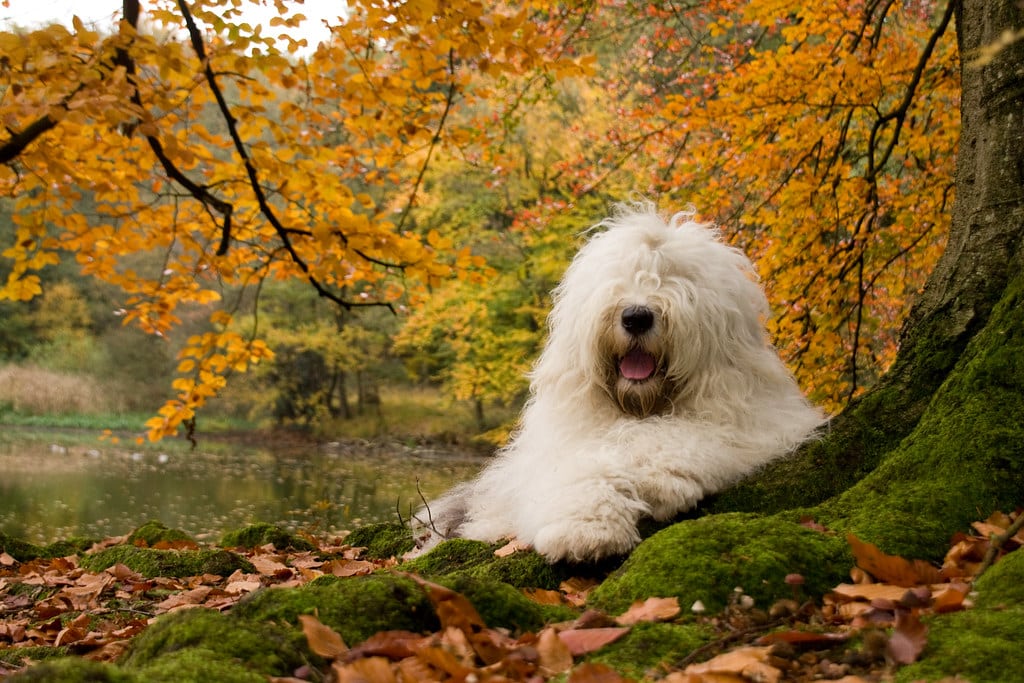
705,0,1024,557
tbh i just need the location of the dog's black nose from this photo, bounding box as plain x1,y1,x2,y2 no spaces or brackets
621,305,654,335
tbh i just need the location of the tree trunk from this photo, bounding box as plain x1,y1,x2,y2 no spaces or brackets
705,0,1024,557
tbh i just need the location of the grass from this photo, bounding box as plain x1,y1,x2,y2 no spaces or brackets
0,363,515,448
0,364,112,415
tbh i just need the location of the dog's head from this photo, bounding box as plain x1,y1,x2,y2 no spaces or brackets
536,202,772,419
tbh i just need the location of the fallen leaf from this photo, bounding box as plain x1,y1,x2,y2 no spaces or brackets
682,645,781,683
298,614,348,659
405,573,506,665
557,627,630,656
326,559,376,577
846,534,943,587
332,655,396,683
155,586,212,612
560,577,599,607
614,596,680,625
931,583,969,613
250,555,290,576
346,630,422,661
757,630,852,647
886,609,928,664
494,538,531,557
829,583,910,603
536,627,574,674
414,644,474,678
522,587,567,605
224,579,262,595
0,552,16,566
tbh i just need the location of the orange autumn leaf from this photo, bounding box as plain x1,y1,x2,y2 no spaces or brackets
557,627,630,657
614,596,680,625
298,614,348,659
846,533,944,587
677,645,781,683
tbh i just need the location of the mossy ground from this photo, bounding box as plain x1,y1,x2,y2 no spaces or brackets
585,622,714,680
8,276,1024,681
126,521,195,547
896,551,1024,683
219,522,316,551
590,513,849,614
80,545,256,578
344,521,415,559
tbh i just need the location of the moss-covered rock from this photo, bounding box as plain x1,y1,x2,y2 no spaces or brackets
5,657,138,682
895,607,1024,683
439,573,577,632
399,538,581,590
972,547,1024,609
80,545,255,578
232,573,438,645
589,513,848,614
0,646,69,670
0,532,45,562
132,649,268,683
121,608,303,677
220,522,315,551
42,536,100,557
126,521,195,547
345,521,415,559
585,622,714,680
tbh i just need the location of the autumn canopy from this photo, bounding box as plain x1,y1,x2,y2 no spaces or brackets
0,0,958,438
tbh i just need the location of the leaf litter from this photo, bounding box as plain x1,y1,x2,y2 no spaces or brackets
0,509,1020,681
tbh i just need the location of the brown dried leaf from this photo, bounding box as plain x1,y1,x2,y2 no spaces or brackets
932,583,970,613
298,614,348,659
155,586,212,612
557,627,630,656
0,552,16,567
829,583,911,603
494,538,531,557
415,644,474,678
346,630,423,661
846,534,943,587
405,573,506,664
560,577,599,607
522,587,567,606
886,610,928,664
332,656,397,683
757,630,852,647
327,559,376,577
224,579,262,595
682,645,781,683
537,627,574,675
250,555,290,576
614,596,680,625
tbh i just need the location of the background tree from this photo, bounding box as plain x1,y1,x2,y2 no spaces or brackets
0,0,594,440
698,0,1024,561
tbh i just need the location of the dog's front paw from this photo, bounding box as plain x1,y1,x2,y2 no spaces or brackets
532,517,641,562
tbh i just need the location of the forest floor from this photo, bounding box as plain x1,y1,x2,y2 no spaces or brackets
0,511,1021,682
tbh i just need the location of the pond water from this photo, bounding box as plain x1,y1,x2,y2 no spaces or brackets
0,432,485,545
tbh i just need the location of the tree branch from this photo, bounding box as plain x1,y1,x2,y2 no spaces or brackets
175,0,396,312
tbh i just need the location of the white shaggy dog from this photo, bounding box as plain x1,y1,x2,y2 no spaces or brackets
416,203,824,562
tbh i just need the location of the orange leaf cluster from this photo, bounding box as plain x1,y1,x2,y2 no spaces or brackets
297,575,683,682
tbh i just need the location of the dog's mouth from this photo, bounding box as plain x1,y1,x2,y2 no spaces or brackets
619,349,658,382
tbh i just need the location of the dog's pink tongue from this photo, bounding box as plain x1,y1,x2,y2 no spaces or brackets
620,350,656,380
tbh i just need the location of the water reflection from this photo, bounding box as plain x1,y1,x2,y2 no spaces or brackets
0,438,484,544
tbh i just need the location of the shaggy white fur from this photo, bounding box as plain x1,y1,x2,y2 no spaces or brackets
415,202,825,562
